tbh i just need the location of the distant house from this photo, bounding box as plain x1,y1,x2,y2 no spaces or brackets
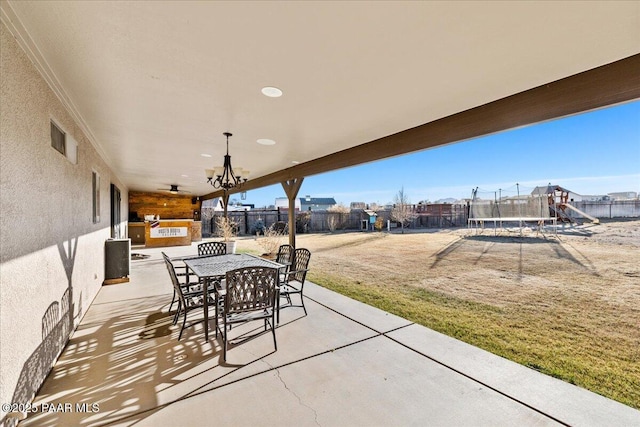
350,202,366,210
275,196,336,211
201,197,224,211
608,191,638,200
579,194,610,202
228,203,252,212
300,195,336,211
434,198,458,204
275,197,302,211
202,198,252,211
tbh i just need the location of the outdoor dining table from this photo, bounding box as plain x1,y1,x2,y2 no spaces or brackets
182,253,284,341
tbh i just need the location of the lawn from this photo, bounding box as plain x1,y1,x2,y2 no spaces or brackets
238,219,640,409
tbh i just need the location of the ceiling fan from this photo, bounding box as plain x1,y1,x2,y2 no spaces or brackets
157,184,190,195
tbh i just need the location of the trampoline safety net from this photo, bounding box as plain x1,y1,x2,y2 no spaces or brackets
469,185,551,220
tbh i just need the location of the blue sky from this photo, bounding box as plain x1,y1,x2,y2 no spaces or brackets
240,101,640,208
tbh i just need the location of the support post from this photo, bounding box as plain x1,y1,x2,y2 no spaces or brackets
222,191,230,218
281,178,304,248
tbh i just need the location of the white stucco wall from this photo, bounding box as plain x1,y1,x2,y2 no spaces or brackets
0,22,128,424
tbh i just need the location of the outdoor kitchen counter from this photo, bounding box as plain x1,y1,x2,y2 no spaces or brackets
142,219,201,248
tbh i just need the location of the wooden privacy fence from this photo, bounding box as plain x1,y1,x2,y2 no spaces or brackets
202,209,285,237
200,201,639,236
202,204,470,236
413,204,469,228
309,204,470,231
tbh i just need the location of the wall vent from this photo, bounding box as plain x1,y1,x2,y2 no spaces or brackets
50,119,77,164
50,120,65,155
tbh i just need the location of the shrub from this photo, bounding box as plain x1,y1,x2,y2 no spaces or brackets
215,216,238,242
257,224,287,256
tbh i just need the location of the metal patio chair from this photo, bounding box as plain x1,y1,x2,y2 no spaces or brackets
275,244,294,282
162,252,199,313
162,252,216,340
278,248,311,323
198,241,227,256
216,266,278,361
276,244,294,265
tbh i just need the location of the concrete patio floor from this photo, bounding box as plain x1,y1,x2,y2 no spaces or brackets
21,244,640,427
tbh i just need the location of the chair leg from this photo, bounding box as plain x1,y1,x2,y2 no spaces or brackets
271,318,277,351
300,294,307,316
277,291,296,324
169,288,176,312
173,300,182,325
223,321,228,362
276,289,280,325
178,309,187,341
214,298,219,339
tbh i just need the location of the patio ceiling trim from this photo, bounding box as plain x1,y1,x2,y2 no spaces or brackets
204,54,640,201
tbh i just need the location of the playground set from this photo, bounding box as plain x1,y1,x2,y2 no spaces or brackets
468,184,599,235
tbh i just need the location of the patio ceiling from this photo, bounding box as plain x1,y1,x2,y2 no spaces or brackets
2,1,639,198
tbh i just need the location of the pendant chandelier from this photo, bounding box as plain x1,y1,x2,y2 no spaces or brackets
205,132,249,190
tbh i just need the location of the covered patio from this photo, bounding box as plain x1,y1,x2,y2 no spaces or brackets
2,2,640,426
19,242,640,426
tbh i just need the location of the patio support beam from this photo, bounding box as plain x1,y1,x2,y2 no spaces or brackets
203,54,640,201
282,178,304,248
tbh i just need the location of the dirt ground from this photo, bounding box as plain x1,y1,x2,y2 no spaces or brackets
237,218,640,407
239,218,639,314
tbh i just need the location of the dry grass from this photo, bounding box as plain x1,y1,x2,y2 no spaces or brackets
236,220,640,409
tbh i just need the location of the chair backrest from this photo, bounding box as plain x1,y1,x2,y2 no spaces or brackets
161,251,174,279
289,248,311,284
198,241,226,256
162,252,186,302
275,244,294,265
224,267,278,315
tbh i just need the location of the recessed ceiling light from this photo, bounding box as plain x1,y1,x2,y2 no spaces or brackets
181,174,189,177
261,86,283,98
200,153,212,158
257,139,276,146
292,161,300,164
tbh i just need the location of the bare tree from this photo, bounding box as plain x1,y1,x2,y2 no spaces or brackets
390,187,417,233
